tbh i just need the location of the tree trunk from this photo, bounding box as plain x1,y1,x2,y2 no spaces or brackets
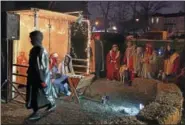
104,17,108,33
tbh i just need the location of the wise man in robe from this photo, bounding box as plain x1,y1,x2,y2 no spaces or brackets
106,44,120,81
164,44,180,77
123,40,135,81
26,31,57,120
141,42,153,79
163,44,180,82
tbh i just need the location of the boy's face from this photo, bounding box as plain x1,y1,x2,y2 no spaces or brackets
112,46,117,51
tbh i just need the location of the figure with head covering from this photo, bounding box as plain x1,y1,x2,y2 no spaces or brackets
149,50,158,77
91,33,104,79
106,44,120,81
17,52,28,85
133,46,144,77
58,54,75,75
123,40,135,81
26,31,57,120
141,42,154,79
163,43,180,78
49,53,71,96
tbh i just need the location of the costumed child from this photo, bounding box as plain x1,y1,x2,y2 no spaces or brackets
50,53,71,96
141,42,153,79
133,46,144,77
123,39,135,85
106,44,120,81
149,50,158,78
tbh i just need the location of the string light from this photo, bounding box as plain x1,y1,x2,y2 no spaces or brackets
83,20,91,74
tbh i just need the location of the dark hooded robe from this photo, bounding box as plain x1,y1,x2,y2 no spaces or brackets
26,31,57,110
94,39,104,77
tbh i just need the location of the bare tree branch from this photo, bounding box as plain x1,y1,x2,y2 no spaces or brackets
89,1,115,32
138,1,171,31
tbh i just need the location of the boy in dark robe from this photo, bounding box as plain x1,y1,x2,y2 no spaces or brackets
26,31,57,120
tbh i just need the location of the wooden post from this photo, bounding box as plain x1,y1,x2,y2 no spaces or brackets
32,8,39,30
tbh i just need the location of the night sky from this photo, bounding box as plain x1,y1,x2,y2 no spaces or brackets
88,1,184,19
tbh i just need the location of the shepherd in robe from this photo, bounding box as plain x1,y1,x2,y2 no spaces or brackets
92,33,104,79
26,31,57,120
134,47,144,77
141,42,154,79
106,44,120,81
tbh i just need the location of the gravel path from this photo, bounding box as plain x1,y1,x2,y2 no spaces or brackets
1,78,157,124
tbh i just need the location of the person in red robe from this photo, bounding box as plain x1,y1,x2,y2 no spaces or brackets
17,52,28,86
106,44,120,81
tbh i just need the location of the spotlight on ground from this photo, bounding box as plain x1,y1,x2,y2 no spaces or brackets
112,26,117,30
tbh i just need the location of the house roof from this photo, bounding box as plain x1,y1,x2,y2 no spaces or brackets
152,11,185,17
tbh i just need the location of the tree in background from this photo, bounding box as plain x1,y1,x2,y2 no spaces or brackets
89,1,115,33
112,1,131,33
138,1,170,31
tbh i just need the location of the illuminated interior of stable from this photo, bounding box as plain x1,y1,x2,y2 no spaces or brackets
12,9,79,85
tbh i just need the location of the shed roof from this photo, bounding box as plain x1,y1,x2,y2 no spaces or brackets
10,8,78,22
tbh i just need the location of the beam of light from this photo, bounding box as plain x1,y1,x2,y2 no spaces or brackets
139,103,144,110
110,105,140,116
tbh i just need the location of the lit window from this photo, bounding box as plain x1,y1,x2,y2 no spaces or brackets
151,18,154,24
156,17,159,23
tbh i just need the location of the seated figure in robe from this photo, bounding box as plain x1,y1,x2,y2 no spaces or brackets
58,54,75,76
50,53,71,96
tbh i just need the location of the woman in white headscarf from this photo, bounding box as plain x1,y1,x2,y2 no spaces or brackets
58,54,75,75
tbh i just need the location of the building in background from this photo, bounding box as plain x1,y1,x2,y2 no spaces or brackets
149,11,185,36
91,17,117,33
